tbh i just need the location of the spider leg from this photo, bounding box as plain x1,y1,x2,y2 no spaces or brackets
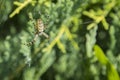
42,32,49,38
25,34,39,46
39,32,49,38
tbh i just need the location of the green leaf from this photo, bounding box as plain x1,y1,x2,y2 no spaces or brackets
94,45,120,80
101,18,109,30
107,63,120,80
57,40,66,53
94,45,108,65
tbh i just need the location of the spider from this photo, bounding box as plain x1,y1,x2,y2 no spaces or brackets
24,13,49,46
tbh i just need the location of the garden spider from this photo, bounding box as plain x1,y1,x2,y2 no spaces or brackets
24,13,49,46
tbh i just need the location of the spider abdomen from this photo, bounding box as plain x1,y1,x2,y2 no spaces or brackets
36,19,44,33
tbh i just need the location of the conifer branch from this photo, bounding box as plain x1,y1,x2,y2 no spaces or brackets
9,0,35,18
43,25,65,52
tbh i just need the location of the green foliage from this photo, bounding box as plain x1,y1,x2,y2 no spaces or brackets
0,0,13,24
0,0,120,80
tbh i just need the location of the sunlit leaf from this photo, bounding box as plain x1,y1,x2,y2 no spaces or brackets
101,18,109,30
94,45,108,65
57,40,66,53
107,63,120,80
94,45,120,80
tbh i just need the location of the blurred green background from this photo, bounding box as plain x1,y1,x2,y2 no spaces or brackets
0,0,120,80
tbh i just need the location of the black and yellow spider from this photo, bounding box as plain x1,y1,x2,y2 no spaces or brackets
24,13,49,46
